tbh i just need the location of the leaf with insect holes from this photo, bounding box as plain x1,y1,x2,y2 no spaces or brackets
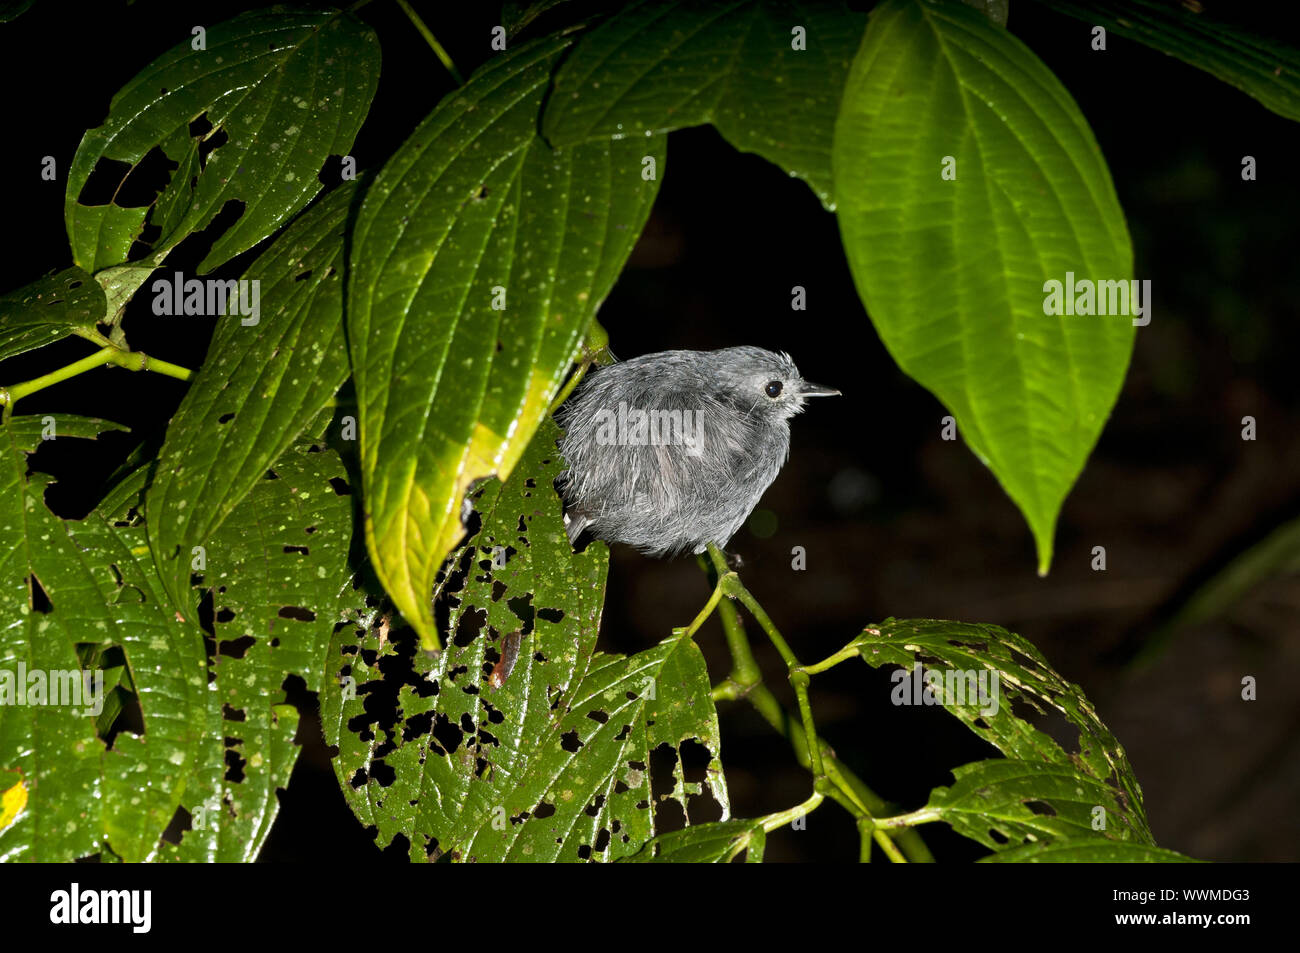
0,426,109,861
917,758,1145,852
0,432,355,861
0,421,207,862
146,181,357,614
853,618,1153,850
833,0,1135,574
348,35,661,651
65,8,378,274
59,516,209,863
543,0,863,210
0,267,105,362
323,419,728,862
154,441,356,862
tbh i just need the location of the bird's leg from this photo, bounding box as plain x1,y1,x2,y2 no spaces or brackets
724,549,744,571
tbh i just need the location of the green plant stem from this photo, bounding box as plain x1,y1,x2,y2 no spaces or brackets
550,328,613,415
723,826,766,863
549,360,590,415
743,680,928,862
106,349,193,381
676,576,724,640
705,543,822,790
0,346,194,417
874,807,942,829
395,0,464,85
708,590,761,700
759,791,823,833
858,817,874,863
697,543,934,862
705,545,799,666
801,644,862,675
73,326,116,348
790,670,825,780
873,827,908,863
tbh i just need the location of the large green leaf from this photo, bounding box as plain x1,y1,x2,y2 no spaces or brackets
853,618,1152,845
0,267,104,363
324,420,727,862
147,181,356,611
1037,0,1300,122
0,422,207,862
543,0,862,209
833,0,1135,573
348,36,662,650
65,7,379,274
155,441,355,862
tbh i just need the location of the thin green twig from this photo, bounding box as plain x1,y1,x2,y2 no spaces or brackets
858,818,874,863
800,644,862,675
705,551,762,704
0,346,194,421
698,543,935,862
874,807,942,829
759,791,823,833
676,575,725,641
549,361,590,415
395,0,464,85
873,827,908,863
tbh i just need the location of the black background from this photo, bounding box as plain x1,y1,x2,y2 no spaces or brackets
1,0,1297,863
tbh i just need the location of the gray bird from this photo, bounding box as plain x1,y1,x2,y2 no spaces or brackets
555,346,840,557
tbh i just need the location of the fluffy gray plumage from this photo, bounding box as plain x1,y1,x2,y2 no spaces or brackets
555,346,840,557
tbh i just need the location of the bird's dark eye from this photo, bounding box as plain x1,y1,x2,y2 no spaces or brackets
765,380,783,398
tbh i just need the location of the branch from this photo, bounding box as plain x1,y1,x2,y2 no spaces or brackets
395,0,464,85
0,346,194,418
697,544,935,862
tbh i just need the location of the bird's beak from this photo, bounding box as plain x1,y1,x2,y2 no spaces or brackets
798,381,841,397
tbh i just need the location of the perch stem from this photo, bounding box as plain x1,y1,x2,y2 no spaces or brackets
700,543,934,862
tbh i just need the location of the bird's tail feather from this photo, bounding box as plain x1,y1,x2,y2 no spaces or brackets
563,511,589,545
